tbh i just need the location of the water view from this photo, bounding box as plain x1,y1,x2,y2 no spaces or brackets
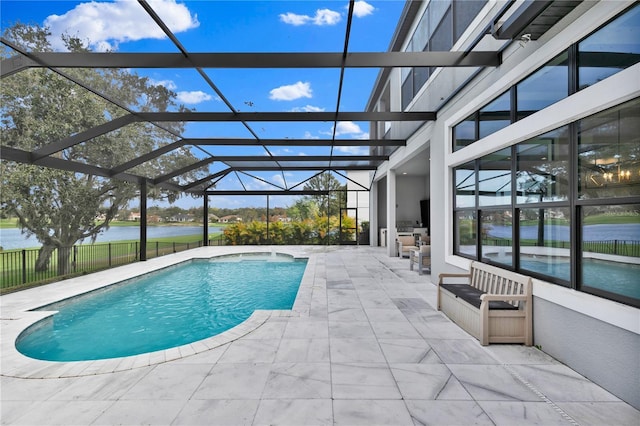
486,223,640,242
0,226,224,251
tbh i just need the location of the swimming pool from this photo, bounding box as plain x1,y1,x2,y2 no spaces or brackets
16,253,307,362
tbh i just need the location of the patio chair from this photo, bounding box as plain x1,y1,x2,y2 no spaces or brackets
418,235,431,246
409,245,431,274
396,235,418,257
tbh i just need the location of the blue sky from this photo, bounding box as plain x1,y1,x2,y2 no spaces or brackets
1,0,404,209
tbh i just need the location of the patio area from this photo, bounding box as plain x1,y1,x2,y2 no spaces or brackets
1,245,638,425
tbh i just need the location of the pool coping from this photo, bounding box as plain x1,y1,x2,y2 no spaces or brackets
0,246,318,379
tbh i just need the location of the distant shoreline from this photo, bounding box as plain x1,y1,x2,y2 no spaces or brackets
0,219,228,229
0,224,226,251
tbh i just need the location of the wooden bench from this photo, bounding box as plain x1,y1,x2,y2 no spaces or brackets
437,261,532,346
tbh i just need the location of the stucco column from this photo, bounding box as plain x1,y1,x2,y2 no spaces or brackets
370,180,378,246
386,170,397,257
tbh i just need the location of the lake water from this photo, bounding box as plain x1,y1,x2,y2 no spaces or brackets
0,226,224,250
486,223,640,241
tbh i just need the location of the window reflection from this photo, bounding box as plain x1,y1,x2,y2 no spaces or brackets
578,98,640,199
581,205,640,302
516,127,570,203
455,161,476,208
478,148,512,206
453,0,487,41
451,5,639,150
413,66,430,96
479,91,511,139
519,207,571,284
453,114,476,151
403,0,482,109
481,209,513,266
401,71,413,110
517,52,569,120
578,4,640,90
455,210,477,258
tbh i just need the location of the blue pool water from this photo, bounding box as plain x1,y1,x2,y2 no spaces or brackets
16,254,307,361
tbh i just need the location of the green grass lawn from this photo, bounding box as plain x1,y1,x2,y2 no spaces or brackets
582,214,640,225
0,218,19,229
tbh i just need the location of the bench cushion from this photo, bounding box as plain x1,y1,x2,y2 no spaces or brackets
440,284,518,310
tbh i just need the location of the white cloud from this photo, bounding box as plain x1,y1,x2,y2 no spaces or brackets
44,0,199,51
314,9,342,25
290,105,325,112
149,79,178,91
336,146,368,155
304,131,320,140
177,90,213,104
352,1,375,18
269,81,312,101
272,174,285,186
279,8,341,26
321,121,369,139
279,12,311,26
335,121,363,135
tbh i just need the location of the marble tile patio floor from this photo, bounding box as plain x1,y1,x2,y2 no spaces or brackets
1,246,638,425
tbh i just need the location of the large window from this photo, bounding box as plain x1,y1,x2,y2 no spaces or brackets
516,52,569,121
481,208,513,267
578,98,640,200
453,113,476,150
401,0,487,109
519,207,571,285
453,0,486,40
401,70,413,111
578,3,640,90
455,210,477,258
478,148,511,206
453,99,640,307
581,204,640,304
478,91,511,139
455,160,476,208
452,4,639,152
516,127,570,203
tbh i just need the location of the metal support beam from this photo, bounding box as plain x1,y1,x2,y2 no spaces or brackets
184,155,389,162
203,195,209,246
140,182,147,261
1,51,501,76
183,138,406,147
204,190,330,196
222,165,378,171
111,139,188,175
32,115,137,160
182,169,232,191
153,157,216,184
136,111,434,122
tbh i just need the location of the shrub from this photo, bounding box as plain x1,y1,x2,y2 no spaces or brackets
223,215,355,245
